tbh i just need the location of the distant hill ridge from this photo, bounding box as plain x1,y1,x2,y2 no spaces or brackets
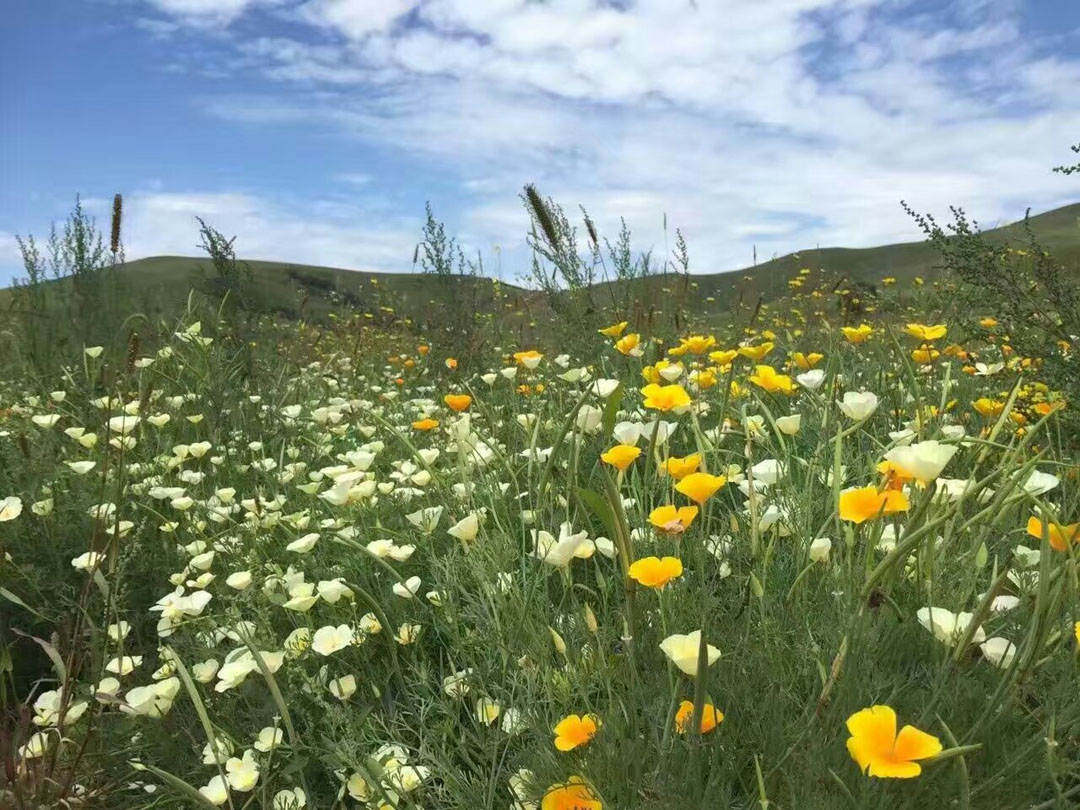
4,202,1078,327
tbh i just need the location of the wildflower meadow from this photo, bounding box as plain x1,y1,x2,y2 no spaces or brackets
2,195,1079,810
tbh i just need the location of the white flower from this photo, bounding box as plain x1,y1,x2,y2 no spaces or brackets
916,607,985,646
273,787,307,810
317,578,352,603
226,570,253,590
105,655,143,676
226,749,260,792
254,726,284,753
286,533,319,553
448,512,480,543
329,674,357,700
122,677,180,717
531,523,592,568
795,369,826,390
199,775,229,806
475,697,501,725
590,379,620,398
393,576,422,598
808,537,832,563
1022,469,1059,496
837,391,878,421
980,637,1017,668
406,506,443,534
1,496,24,522
193,659,220,683
612,421,643,446
659,631,720,676
575,405,604,434
989,595,1020,614
312,624,354,656
775,414,801,435
882,440,958,483
975,361,1004,376
71,551,103,571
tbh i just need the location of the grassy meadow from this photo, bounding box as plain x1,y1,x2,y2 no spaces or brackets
2,195,1080,809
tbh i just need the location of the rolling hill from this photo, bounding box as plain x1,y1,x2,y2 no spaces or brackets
3,202,1078,331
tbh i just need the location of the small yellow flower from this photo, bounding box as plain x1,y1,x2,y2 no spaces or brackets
599,321,628,337
748,365,796,395
628,556,683,588
904,323,947,341
708,349,738,366
676,334,716,355
979,317,998,328
649,505,699,534
640,384,691,412
662,454,702,480
1026,515,1080,552
443,394,472,413
541,777,602,810
412,418,439,431
911,346,940,365
674,472,726,504
674,700,724,734
973,398,1004,417
838,486,909,524
846,705,941,779
601,444,642,472
790,351,824,370
553,714,600,751
615,333,642,356
737,342,774,361
841,324,874,343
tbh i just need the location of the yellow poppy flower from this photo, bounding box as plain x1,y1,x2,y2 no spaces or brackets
708,349,738,366
841,324,874,343
640,384,691,412
737,342,774,361
615,333,642,356
911,346,940,365
838,486,909,523
674,700,724,734
674,472,727,504
904,323,947,341
791,351,824,370
443,394,472,413
1026,515,1080,552
979,317,998,328
973,398,1004,417
628,556,683,588
412,418,439,431
541,777,602,810
552,714,600,751
513,350,544,369
846,705,942,778
598,321,628,337
663,454,702,480
748,365,796,395
649,505,699,534
601,445,642,472
677,334,716,355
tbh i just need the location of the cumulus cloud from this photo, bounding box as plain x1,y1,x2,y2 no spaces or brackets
130,0,1080,274
105,191,420,272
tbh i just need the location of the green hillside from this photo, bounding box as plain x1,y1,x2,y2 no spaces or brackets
3,202,1077,330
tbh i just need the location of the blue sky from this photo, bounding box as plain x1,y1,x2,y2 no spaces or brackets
3,0,1079,286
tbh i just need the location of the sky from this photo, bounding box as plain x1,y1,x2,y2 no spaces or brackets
2,0,1080,286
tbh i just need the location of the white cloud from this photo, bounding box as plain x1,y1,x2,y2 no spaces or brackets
145,0,258,25
111,191,419,272
138,0,1080,275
